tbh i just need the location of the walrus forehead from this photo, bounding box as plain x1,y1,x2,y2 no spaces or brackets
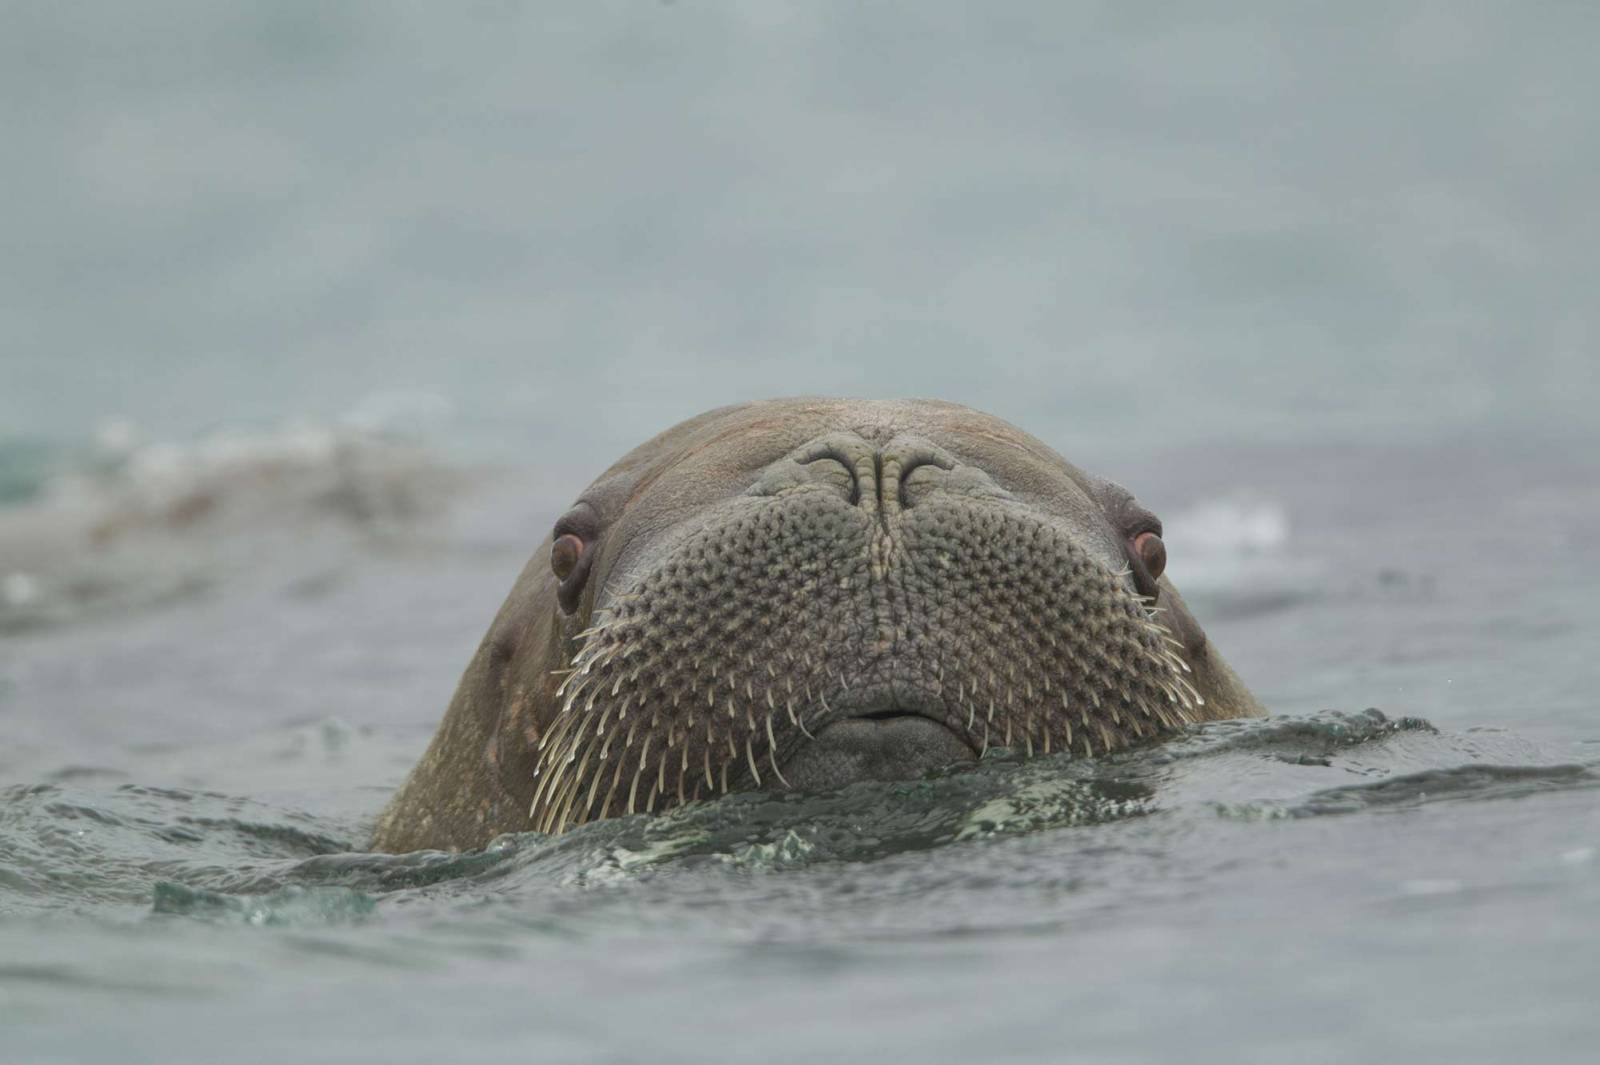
581,399,1122,602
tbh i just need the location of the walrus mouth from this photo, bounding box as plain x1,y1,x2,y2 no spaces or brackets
528,482,1201,835
782,703,978,794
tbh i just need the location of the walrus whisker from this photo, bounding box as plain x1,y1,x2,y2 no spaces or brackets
546,770,579,835
626,761,644,815
567,733,599,799
579,754,608,818
633,730,652,777
745,737,762,787
765,715,790,787
528,762,556,818
556,669,588,706
598,760,624,821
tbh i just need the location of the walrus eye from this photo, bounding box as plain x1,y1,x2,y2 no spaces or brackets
551,504,601,614
551,533,586,582
1131,531,1166,582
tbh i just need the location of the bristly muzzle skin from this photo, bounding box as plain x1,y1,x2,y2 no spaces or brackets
529,442,1201,835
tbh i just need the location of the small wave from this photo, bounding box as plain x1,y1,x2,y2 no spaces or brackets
0,782,358,919
1292,762,1598,816
2,712,1585,934
1150,707,1438,764
57,415,460,543
0,412,462,633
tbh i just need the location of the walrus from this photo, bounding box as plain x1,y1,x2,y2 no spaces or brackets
372,399,1262,853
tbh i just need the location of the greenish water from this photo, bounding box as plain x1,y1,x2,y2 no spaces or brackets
3,3,1600,1063
3,708,1596,1064
3,428,1598,1063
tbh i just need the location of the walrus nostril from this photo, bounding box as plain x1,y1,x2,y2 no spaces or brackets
750,434,870,504
896,454,957,509
801,451,861,505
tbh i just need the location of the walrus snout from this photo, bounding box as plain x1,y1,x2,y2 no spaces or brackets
527,434,1201,833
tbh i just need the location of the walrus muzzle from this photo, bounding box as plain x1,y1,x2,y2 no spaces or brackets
527,431,1197,834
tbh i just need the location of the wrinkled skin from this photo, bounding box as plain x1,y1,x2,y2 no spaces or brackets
372,399,1262,853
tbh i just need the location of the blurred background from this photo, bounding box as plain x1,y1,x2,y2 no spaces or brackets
4,0,1599,771
5,7,1600,1063
4,0,1596,474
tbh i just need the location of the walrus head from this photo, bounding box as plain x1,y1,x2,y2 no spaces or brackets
372,399,1262,852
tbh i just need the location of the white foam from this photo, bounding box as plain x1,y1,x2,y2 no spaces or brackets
0,412,463,631
1165,497,1291,557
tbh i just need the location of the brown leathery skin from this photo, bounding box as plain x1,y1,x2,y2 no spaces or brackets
370,399,1263,853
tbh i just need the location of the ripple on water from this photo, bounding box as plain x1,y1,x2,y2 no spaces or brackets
150,883,376,926
1,711,1592,942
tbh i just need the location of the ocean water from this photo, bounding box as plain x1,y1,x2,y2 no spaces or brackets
3,4,1599,1063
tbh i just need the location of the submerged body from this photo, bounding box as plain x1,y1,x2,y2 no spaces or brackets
373,399,1262,852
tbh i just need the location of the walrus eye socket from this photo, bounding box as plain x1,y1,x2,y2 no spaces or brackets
551,504,601,614
550,533,586,582
1132,531,1167,582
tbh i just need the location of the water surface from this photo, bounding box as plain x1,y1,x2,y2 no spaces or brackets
3,4,1599,1062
